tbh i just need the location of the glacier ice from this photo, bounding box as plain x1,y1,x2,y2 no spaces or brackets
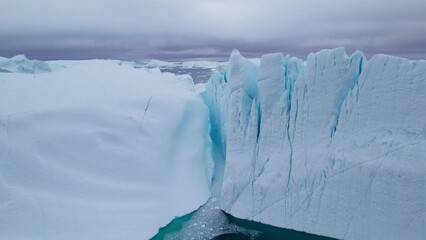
1,48,425,240
0,60,213,240
202,48,426,240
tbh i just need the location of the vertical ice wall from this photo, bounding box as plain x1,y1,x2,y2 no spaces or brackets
202,48,426,240
0,60,213,240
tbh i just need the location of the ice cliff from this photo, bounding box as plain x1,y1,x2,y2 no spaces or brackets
202,48,426,240
0,60,212,239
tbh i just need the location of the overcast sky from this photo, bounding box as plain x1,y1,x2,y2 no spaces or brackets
1,0,425,61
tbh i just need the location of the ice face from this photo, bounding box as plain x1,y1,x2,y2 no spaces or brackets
0,60,213,240
203,48,426,240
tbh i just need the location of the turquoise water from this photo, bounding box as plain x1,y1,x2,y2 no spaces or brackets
151,210,196,240
152,210,336,240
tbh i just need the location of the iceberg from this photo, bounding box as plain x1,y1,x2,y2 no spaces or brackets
203,48,426,240
134,59,225,84
1,48,424,240
0,55,64,73
0,60,212,239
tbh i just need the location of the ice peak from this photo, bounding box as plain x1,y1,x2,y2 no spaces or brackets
11,54,28,61
228,49,243,65
231,49,241,56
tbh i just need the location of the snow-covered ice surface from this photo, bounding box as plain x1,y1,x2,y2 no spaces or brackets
0,59,213,239
203,48,426,240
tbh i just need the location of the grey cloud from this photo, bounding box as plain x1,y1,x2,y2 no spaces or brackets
1,0,425,60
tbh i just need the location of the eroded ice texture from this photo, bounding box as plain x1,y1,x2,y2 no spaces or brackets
202,48,426,240
0,60,212,240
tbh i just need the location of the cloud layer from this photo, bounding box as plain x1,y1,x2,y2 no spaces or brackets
1,0,425,60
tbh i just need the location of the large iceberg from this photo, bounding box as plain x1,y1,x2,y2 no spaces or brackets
0,60,212,239
202,48,426,240
1,48,424,240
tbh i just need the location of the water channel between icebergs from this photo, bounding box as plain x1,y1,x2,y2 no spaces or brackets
152,143,336,240
153,65,335,240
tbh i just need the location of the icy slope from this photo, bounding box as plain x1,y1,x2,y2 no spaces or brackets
0,60,212,240
202,48,426,240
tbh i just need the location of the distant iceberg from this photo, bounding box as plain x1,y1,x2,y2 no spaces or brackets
0,54,64,73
